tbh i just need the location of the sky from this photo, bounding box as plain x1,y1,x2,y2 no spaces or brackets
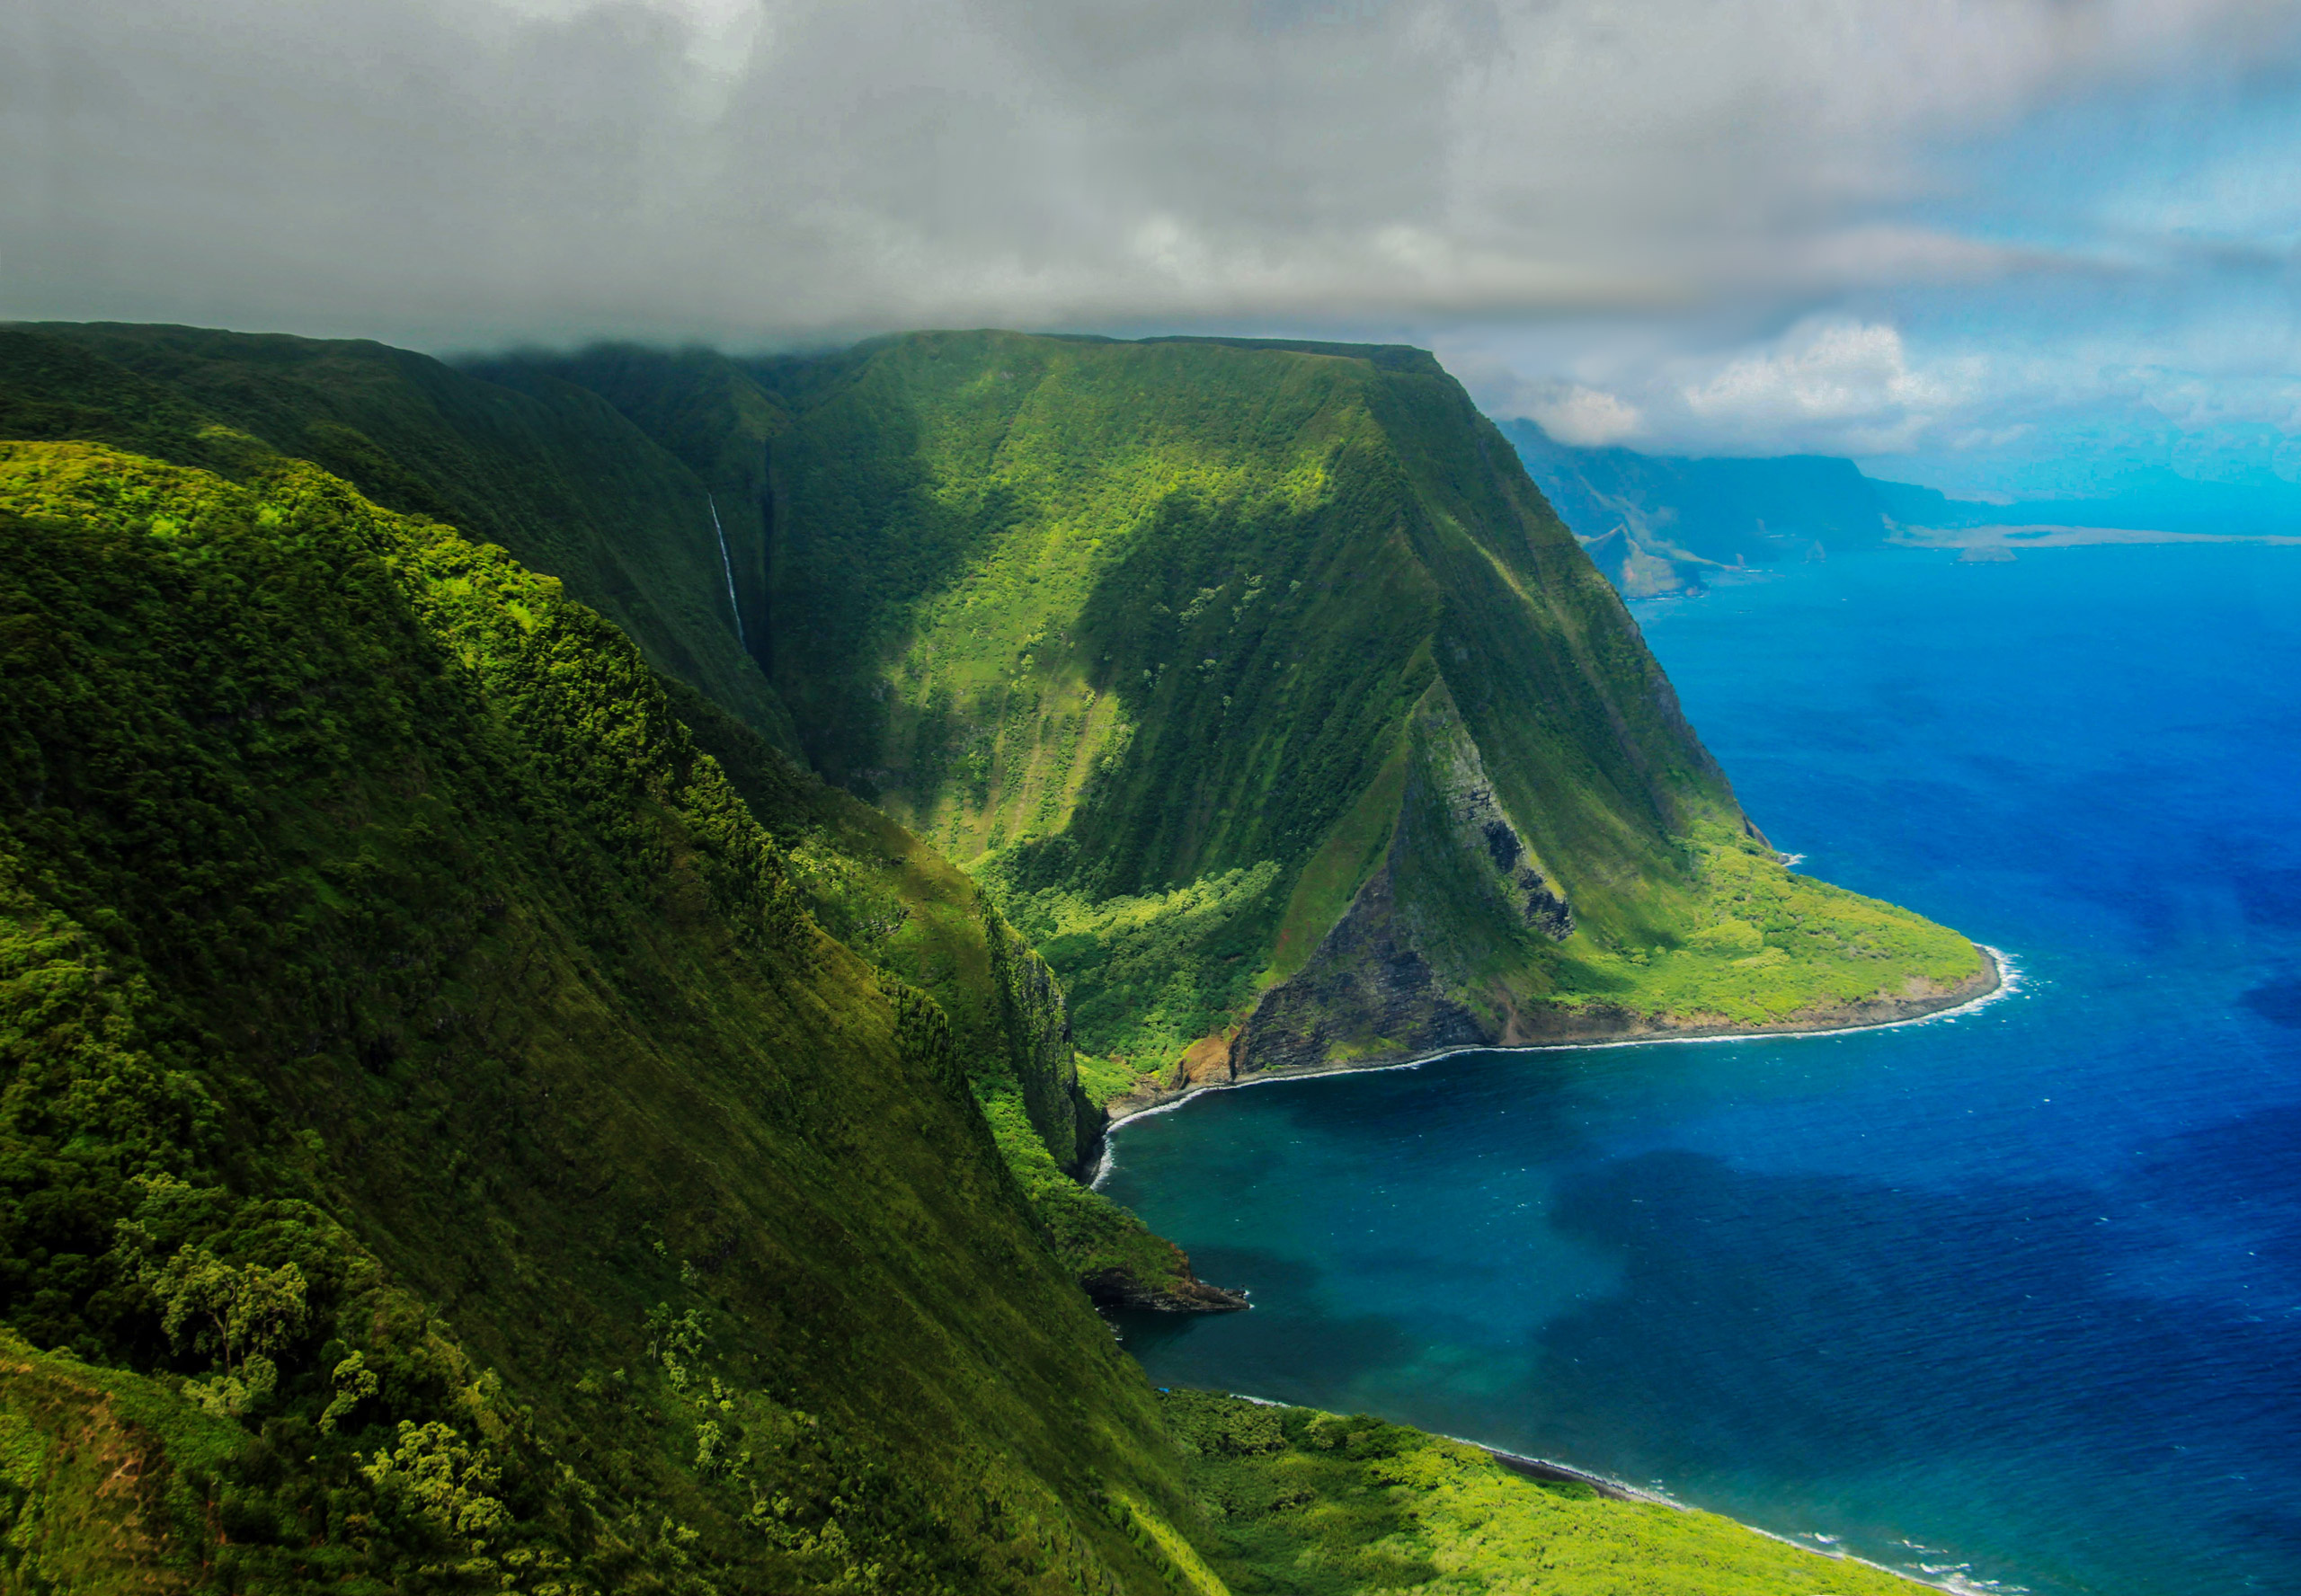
7,0,2301,498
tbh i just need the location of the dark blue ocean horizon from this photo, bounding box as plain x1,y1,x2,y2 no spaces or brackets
1102,544,2301,1596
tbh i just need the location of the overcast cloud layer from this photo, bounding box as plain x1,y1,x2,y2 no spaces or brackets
8,0,2301,485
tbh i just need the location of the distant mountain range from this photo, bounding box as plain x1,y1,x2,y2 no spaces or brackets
1505,418,2301,595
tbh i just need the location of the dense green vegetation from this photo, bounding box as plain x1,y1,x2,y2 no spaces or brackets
0,440,1209,1591
660,676,1234,1308
501,332,1981,1090
1538,824,1983,1028
1159,1391,1923,1595
0,323,796,748
0,321,1199,1308
0,322,1967,1595
8,322,1986,1097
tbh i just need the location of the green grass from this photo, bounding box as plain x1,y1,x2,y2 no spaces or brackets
1541,826,1986,1027
1263,737,1408,990
0,1327,253,1592
1160,1390,1925,1596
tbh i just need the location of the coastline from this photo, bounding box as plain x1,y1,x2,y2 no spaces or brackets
1218,1397,1955,1591
1481,1446,1657,1503
1094,943,2013,1169
1098,945,2017,1592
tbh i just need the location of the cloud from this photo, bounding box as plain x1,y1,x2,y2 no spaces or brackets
1462,315,1975,457
3,0,2292,348
1678,318,1953,454
1526,384,1646,448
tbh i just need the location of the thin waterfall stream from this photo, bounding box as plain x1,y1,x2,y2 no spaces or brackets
707,493,747,649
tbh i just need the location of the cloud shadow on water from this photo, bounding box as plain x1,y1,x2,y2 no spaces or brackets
2239,975,2301,1029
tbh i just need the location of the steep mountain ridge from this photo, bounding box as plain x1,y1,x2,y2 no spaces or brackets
0,321,1209,1308
0,322,1980,1595
0,439,1206,1590
502,332,1988,1098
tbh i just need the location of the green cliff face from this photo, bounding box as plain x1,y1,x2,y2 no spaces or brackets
0,323,798,749
0,324,1977,1593
0,439,1217,1591
0,322,1206,1310
501,332,1987,1095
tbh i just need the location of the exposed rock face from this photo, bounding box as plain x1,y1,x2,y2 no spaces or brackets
1413,687,1573,942
1235,863,1489,1076
1225,684,1569,1077
1080,1263,1249,1313
988,916,1105,1175
1120,937,2003,1124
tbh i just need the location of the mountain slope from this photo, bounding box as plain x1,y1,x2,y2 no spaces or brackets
0,412,1942,1596
506,333,1989,1096
0,327,1986,1594
0,322,797,749
0,439,1210,1591
0,320,1218,1310
13,324,1988,1103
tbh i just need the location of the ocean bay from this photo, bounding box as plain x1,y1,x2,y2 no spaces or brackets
1102,544,2301,1596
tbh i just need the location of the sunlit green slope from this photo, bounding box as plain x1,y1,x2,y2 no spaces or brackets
0,439,1214,1591
0,322,796,749
523,332,1989,1094
1159,1391,1928,1596
0,320,1215,1307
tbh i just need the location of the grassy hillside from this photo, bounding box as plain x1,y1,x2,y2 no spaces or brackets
0,439,1212,1591
1159,1391,1925,1595
0,321,1215,1309
509,332,1987,1095
0,336,1961,1596
0,322,798,749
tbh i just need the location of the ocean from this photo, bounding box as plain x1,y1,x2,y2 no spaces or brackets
1100,544,2301,1596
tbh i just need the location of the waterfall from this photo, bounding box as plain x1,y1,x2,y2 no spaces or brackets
706,493,747,650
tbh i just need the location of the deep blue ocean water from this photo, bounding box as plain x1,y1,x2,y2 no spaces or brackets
1101,545,2301,1596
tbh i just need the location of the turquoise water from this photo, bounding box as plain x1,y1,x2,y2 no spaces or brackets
1101,545,2301,1596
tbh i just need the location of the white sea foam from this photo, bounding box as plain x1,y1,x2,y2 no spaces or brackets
1090,956,2030,1590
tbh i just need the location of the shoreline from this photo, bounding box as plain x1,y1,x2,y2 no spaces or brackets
1099,945,2020,1592
1480,1445,1659,1503
1216,1396,1960,1592
1093,943,2014,1179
